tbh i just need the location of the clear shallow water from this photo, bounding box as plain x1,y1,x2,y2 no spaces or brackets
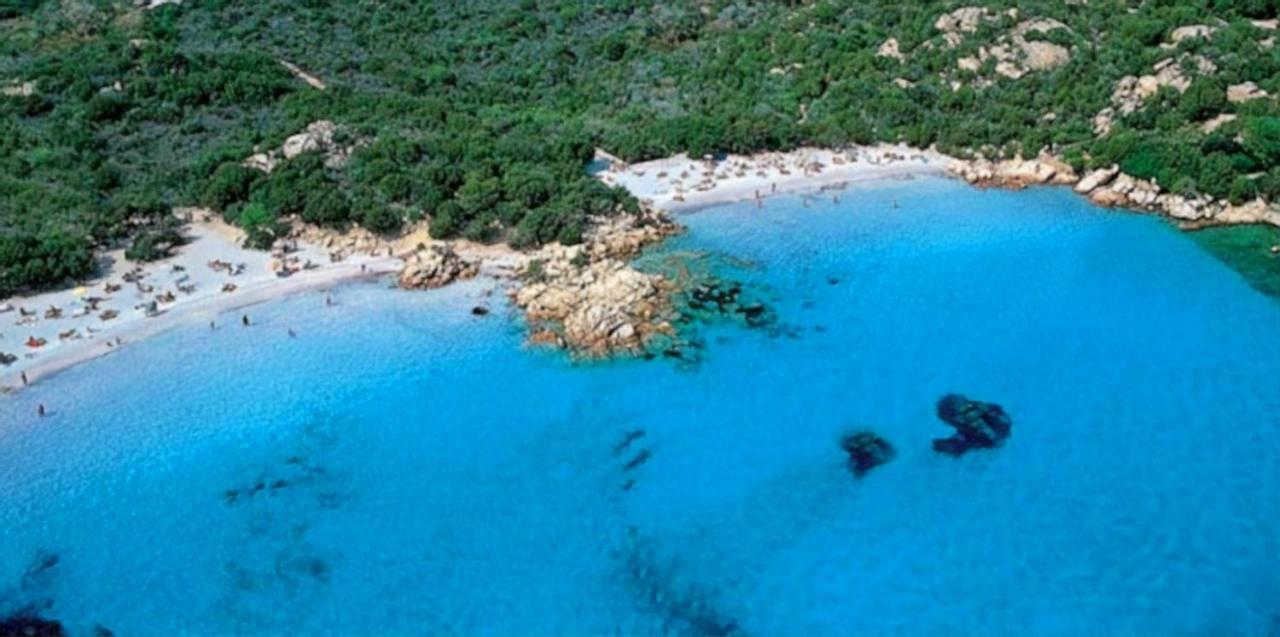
3,178,1280,636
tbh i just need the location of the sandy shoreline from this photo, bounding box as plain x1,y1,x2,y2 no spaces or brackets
596,144,952,212
1,218,399,394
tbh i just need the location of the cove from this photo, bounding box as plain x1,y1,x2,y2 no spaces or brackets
2,177,1279,636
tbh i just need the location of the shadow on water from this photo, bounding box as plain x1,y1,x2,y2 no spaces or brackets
618,530,743,637
596,411,743,635
218,412,350,631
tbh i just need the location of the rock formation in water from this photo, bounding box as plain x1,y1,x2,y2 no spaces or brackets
0,613,65,637
510,206,683,357
932,394,1012,455
684,279,775,329
840,430,896,477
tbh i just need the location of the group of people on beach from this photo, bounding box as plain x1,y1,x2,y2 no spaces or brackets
20,288,339,419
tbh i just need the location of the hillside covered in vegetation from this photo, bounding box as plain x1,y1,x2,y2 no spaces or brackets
2,0,1279,296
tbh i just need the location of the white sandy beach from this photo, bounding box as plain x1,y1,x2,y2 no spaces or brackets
1,217,399,392
595,144,952,211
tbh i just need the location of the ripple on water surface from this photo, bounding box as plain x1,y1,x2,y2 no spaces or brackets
2,179,1279,636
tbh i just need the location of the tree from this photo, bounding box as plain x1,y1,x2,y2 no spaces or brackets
1178,78,1226,121
429,201,463,239
203,163,260,211
0,232,95,296
301,186,351,227
1243,116,1280,166
236,202,283,249
361,204,403,235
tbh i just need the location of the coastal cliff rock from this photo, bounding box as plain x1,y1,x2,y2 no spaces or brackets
932,394,1012,455
398,244,478,289
840,431,896,477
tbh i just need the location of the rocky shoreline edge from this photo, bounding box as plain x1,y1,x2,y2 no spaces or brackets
949,153,1280,228
304,204,688,360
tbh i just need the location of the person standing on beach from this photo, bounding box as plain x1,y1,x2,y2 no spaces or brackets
21,371,28,386
242,314,250,327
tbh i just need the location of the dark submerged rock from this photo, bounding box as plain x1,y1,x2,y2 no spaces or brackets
681,278,776,329
0,614,65,637
932,394,1012,456
470,306,490,316
840,431,896,477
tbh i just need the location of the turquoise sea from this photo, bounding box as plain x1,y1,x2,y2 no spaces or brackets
3,178,1280,636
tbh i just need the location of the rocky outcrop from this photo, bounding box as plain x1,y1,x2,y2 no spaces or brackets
1105,55,1215,122
1216,200,1280,226
1074,168,1280,226
1165,24,1214,47
877,38,905,61
948,17,1072,83
1074,165,1120,193
1227,82,1268,103
840,431,896,477
291,221,401,262
243,121,354,173
954,152,1280,229
584,207,682,262
934,6,1003,48
513,259,674,357
398,244,478,289
1200,113,1237,134
950,153,1077,189
507,206,683,358
1,80,36,97
932,394,1012,456
1093,107,1116,137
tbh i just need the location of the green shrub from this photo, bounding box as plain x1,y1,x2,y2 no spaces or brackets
237,202,283,249
203,163,261,211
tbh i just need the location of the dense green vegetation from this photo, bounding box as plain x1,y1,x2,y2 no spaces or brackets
2,0,1279,296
